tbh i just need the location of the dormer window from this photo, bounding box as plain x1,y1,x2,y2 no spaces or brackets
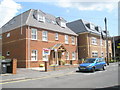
90,24,95,30
56,17,66,28
37,14,45,22
95,26,101,32
60,21,66,28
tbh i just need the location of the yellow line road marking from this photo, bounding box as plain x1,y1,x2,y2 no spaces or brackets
0,72,74,85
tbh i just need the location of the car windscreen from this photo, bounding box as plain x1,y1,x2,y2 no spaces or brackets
84,58,96,63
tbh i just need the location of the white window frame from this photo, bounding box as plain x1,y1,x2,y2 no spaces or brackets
55,33,58,40
91,37,97,45
7,33,10,37
31,50,38,61
66,52,69,60
72,36,75,45
101,52,104,57
37,14,45,22
90,24,95,30
92,51,98,58
42,31,48,41
6,51,10,56
31,28,37,40
60,21,66,28
65,35,68,44
100,39,103,46
42,50,48,61
72,52,76,60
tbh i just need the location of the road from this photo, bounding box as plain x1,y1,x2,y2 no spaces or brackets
2,63,119,88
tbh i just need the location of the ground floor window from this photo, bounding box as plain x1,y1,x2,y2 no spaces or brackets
31,50,38,61
42,49,49,61
92,51,98,57
72,52,76,60
66,52,69,60
101,52,104,57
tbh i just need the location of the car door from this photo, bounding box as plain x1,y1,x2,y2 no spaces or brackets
95,59,101,69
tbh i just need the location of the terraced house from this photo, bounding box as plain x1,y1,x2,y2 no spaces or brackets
67,19,112,60
1,9,78,68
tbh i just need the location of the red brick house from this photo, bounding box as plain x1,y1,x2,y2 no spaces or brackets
1,9,78,68
67,19,112,60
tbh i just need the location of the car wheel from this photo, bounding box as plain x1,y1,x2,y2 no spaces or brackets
103,65,106,70
92,67,95,72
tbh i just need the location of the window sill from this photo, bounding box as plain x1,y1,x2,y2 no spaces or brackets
65,43,69,45
92,43,97,45
42,40,48,42
31,39,38,41
31,60,38,62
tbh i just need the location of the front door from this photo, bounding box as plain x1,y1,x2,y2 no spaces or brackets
58,52,62,65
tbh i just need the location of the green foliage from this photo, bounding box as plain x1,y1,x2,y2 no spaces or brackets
0,56,5,60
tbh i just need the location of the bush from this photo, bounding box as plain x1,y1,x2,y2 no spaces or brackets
0,56,5,60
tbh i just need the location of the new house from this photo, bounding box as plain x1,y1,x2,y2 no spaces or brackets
67,19,112,60
1,9,78,68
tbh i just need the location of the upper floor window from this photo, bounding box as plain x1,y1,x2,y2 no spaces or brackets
100,39,103,46
90,24,95,30
37,14,45,22
72,52,76,60
55,33,58,40
42,31,48,41
60,21,66,28
7,33,10,37
31,50,38,61
65,35,68,44
91,37,97,45
31,28,37,40
71,36,75,45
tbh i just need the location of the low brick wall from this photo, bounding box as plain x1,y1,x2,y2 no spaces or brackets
46,64,78,71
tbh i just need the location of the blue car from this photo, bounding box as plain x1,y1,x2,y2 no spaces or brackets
78,58,107,72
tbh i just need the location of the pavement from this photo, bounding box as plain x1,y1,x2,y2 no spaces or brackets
0,66,78,82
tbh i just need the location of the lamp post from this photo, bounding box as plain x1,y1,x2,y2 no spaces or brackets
104,17,109,65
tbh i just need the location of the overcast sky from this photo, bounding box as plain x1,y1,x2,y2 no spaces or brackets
0,0,119,36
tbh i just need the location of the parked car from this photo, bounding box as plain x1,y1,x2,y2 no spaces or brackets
78,58,107,72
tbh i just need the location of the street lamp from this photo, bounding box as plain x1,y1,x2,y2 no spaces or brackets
104,17,109,65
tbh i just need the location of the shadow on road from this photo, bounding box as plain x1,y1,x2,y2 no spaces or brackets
75,69,102,73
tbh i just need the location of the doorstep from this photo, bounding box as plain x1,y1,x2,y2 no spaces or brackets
28,67,45,71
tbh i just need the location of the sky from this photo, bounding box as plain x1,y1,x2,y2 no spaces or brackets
0,0,119,36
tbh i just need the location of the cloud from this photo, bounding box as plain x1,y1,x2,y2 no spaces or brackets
0,0,22,28
54,0,117,12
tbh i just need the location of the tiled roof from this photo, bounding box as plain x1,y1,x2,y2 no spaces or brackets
67,19,110,37
2,9,77,36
